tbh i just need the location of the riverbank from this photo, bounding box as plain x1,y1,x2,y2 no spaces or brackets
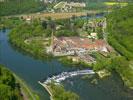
13,74,40,100
0,65,39,100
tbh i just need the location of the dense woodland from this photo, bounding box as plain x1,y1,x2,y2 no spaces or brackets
0,0,45,16
0,65,22,100
107,4,133,60
105,4,133,88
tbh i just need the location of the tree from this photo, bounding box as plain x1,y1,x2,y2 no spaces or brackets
49,20,56,50
42,21,47,29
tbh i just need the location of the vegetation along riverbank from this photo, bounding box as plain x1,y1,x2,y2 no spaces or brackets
0,65,39,100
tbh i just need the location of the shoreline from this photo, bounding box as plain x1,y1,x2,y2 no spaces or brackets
13,73,40,100
9,38,93,69
0,64,39,100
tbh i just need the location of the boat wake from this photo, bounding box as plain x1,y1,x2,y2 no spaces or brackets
43,69,95,85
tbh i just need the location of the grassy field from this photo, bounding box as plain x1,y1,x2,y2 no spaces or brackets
104,2,128,6
15,12,88,20
40,12,87,19
10,10,101,20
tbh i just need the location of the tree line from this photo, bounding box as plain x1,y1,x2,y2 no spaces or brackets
0,0,45,16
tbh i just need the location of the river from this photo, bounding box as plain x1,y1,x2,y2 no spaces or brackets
0,30,133,100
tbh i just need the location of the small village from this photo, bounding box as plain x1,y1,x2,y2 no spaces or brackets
46,17,113,64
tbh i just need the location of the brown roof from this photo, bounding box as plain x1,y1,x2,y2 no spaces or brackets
54,37,106,50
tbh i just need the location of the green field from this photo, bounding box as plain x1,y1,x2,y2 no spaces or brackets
104,2,128,6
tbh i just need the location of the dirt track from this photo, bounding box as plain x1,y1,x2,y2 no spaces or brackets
6,11,100,20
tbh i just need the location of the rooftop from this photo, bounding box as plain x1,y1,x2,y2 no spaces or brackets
54,36,107,50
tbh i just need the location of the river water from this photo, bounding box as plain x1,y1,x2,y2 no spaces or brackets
0,30,132,100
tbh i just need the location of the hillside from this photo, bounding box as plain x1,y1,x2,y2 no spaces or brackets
107,4,133,88
107,4,133,60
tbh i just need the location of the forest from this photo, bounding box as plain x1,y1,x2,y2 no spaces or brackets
107,4,133,60
0,0,45,16
106,4,133,88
